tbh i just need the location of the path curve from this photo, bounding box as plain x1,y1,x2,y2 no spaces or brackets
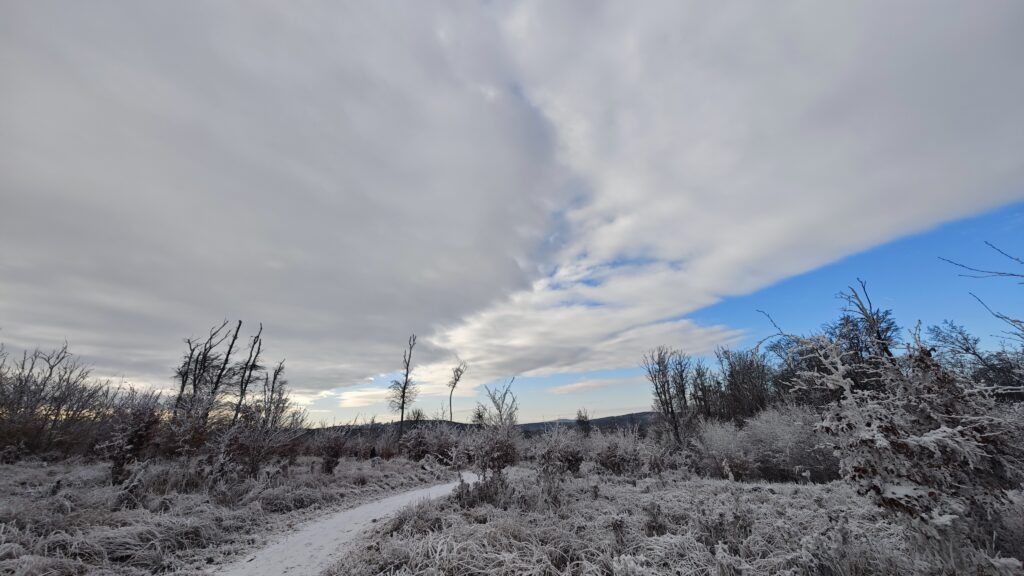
213,471,477,576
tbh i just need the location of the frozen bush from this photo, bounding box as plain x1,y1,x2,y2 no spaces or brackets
742,404,838,482
533,426,585,478
97,389,163,485
0,344,144,456
696,405,838,482
310,427,351,474
456,381,521,482
400,422,460,464
456,425,520,480
372,426,401,459
788,285,1024,566
696,419,754,480
593,429,645,476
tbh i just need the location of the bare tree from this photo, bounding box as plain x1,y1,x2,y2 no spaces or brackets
388,334,418,437
839,279,898,360
173,339,199,411
643,346,684,444
231,323,263,426
211,320,242,399
448,358,467,424
942,242,1024,346
940,240,1024,283
226,360,306,478
475,378,519,428
690,359,720,419
173,320,230,415
715,347,774,422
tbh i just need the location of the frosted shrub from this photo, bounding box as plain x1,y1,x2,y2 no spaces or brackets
456,381,520,480
696,419,754,480
531,426,586,507
533,426,585,477
372,426,401,459
593,429,645,476
97,389,162,485
456,425,520,480
696,405,838,482
796,325,1024,567
743,404,838,482
310,427,350,474
400,422,460,464
399,425,431,462
0,344,143,456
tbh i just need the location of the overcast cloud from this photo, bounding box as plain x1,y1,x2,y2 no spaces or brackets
2,1,1023,409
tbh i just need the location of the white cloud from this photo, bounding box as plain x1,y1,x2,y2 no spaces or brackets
415,0,1024,390
2,1,1023,412
0,1,566,393
547,376,646,395
338,388,391,409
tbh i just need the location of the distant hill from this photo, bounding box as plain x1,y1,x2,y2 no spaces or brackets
518,411,656,435
311,411,657,436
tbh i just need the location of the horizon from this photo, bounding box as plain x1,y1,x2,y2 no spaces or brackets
2,1,1023,424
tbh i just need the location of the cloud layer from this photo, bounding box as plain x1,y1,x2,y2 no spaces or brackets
3,1,1023,410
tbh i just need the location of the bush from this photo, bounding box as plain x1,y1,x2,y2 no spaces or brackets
400,422,460,464
456,425,520,480
592,429,645,476
533,426,585,478
0,345,148,457
310,427,350,474
743,404,838,482
696,405,838,482
788,281,1024,569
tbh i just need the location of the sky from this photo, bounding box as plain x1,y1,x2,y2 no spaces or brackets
1,1,1023,423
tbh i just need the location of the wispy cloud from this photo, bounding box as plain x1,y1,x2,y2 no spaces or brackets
338,388,391,409
547,376,646,395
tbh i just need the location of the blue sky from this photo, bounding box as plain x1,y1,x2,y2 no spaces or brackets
3,2,1023,424
690,202,1024,350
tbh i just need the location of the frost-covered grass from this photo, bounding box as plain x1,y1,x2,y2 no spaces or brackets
0,456,454,575
330,465,1021,576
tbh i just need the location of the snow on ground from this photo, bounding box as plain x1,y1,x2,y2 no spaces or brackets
211,471,478,576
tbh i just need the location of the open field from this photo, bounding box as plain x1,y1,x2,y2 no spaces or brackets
0,457,453,575
333,468,916,575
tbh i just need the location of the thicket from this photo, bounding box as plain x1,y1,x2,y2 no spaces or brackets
1,321,311,488
637,246,1024,570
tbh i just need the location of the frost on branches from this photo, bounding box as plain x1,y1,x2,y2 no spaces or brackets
787,287,1024,563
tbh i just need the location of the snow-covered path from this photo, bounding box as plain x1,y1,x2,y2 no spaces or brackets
213,471,477,576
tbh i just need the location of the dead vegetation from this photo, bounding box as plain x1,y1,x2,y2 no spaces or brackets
0,456,451,575
0,325,459,574
330,467,930,576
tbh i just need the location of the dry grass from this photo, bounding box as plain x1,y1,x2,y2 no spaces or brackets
330,464,1023,576
0,456,454,575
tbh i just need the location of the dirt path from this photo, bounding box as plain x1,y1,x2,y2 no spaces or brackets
213,471,477,576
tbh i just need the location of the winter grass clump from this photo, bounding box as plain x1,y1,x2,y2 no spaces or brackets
330,468,923,576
